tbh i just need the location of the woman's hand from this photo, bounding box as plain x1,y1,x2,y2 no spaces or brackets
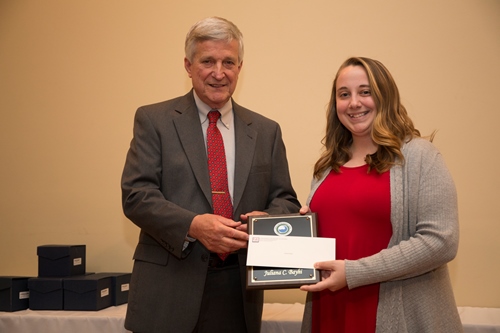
300,260,347,292
299,205,310,215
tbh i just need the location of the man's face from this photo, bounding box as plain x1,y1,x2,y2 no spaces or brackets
184,39,242,109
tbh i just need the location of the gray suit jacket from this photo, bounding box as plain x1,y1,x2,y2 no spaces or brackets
121,90,300,333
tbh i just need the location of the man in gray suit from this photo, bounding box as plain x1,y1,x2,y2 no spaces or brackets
121,17,300,333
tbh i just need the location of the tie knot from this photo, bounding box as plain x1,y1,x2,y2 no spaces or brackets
208,110,220,124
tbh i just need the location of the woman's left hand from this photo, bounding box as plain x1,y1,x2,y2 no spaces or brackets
300,260,347,292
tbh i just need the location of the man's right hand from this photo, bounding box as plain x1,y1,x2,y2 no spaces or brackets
188,214,249,253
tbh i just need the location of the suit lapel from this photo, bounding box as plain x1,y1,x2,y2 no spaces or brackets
172,94,258,216
172,92,213,204
232,103,257,214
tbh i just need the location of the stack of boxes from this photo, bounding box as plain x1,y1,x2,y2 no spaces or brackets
0,245,131,312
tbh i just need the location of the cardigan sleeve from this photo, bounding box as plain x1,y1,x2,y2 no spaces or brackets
345,138,459,289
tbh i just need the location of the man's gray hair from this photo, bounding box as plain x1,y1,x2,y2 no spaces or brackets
185,17,244,64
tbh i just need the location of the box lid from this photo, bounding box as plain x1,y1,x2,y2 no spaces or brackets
0,277,30,290
37,245,85,260
96,272,131,278
63,274,111,294
28,278,63,293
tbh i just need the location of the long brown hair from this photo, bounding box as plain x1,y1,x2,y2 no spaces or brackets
314,57,421,179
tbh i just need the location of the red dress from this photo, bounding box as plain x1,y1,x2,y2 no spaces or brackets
310,165,392,333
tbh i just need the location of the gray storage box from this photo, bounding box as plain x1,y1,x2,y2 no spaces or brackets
0,276,31,312
28,277,64,310
37,245,86,277
63,273,112,311
98,273,131,305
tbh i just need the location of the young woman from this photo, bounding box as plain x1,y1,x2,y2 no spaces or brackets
300,57,462,333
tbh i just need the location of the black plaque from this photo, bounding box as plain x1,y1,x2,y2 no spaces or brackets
246,213,320,289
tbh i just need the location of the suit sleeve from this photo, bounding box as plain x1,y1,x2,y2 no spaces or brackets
121,107,197,259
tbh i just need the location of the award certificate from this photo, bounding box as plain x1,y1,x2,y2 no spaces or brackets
246,213,335,289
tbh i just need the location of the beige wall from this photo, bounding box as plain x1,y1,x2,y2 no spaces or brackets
1,1,499,307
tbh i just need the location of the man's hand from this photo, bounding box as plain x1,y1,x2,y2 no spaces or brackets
188,214,249,253
236,211,269,232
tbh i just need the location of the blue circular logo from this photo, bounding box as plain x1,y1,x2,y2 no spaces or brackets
274,222,292,236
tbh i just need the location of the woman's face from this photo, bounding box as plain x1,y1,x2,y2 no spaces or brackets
335,65,377,140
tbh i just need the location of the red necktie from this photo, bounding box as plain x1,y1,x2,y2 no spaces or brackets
207,110,233,260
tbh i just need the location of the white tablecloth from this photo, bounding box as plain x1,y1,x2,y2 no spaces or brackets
0,304,131,333
459,307,500,333
261,303,303,333
0,303,499,333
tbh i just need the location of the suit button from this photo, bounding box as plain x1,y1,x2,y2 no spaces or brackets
201,253,209,262
160,239,174,252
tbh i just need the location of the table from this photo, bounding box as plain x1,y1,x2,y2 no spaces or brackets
459,307,500,333
1,303,499,333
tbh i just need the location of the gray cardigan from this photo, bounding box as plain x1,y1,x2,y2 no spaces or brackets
301,138,463,333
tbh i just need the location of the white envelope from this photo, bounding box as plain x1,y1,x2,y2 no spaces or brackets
246,235,335,269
